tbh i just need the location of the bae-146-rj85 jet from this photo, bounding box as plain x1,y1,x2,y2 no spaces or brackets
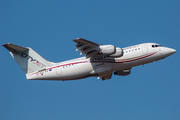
3,38,176,81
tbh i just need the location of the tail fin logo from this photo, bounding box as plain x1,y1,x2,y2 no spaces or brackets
21,53,36,61
21,53,46,68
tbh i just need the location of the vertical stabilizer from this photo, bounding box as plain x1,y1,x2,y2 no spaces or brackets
3,43,54,74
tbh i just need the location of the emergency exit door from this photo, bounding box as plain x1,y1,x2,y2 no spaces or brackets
141,45,148,54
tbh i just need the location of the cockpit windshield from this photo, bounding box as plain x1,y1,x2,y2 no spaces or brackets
152,44,162,48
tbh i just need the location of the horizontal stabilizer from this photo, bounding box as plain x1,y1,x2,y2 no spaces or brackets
3,43,28,53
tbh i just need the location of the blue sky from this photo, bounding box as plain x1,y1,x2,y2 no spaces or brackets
0,0,180,120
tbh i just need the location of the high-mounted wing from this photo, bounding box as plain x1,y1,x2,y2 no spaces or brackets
73,38,100,58
73,38,124,58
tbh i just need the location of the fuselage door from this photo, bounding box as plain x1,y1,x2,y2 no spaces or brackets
56,67,62,75
141,45,148,54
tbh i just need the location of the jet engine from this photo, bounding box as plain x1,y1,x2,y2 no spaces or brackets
114,69,131,76
99,45,123,57
110,47,123,57
99,45,116,55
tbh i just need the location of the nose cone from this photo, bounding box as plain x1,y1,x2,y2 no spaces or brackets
169,48,176,54
161,47,176,57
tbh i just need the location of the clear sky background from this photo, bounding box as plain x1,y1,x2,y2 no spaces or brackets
0,0,180,120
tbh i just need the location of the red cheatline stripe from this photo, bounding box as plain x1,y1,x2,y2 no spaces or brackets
117,52,157,63
27,51,157,76
116,52,155,62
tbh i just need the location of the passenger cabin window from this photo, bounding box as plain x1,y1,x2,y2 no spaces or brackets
124,47,141,54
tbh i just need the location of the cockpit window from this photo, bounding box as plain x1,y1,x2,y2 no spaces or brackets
152,44,162,48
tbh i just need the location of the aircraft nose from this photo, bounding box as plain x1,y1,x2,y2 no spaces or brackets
162,47,176,57
169,48,176,54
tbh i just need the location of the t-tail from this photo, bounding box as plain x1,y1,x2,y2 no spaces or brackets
3,43,55,79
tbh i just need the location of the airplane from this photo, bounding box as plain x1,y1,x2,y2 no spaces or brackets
3,38,176,81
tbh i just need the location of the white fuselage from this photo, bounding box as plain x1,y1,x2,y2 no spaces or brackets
26,43,176,80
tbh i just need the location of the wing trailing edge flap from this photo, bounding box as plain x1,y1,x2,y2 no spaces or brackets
73,38,100,58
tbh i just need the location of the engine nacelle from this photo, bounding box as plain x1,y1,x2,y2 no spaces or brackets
114,69,131,76
110,47,123,57
99,45,116,55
